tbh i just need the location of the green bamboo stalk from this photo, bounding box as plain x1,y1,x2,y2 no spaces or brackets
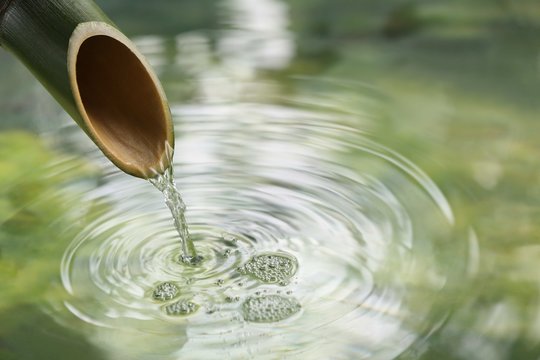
0,0,174,178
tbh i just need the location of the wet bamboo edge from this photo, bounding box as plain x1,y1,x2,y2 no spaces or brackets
0,0,174,178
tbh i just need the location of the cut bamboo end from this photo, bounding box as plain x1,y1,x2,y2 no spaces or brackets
68,22,174,178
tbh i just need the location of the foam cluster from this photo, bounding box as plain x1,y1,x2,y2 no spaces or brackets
152,282,179,301
237,253,297,285
164,300,199,316
242,295,301,322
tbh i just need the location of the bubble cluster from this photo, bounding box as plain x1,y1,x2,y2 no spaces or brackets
237,253,297,285
152,282,179,301
164,300,199,316
242,295,301,323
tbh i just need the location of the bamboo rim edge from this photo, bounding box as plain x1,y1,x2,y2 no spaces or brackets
67,21,174,178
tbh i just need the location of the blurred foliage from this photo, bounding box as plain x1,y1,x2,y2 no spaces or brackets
95,0,221,36
0,132,104,358
0,304,106,360
382,3,423,39
0,53,50,132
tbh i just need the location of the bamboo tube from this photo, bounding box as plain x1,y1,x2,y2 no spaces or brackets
0,0,174,178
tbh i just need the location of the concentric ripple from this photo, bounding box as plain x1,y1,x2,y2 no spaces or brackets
56,99,474,359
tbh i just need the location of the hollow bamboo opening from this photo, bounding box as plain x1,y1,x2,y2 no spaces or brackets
69,22,173,178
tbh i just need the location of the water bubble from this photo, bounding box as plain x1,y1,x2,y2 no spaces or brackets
164,300,199,316
237,252,298,285
216,279,225,286
242,295,301,323
223,249,232,258
152,282,179,302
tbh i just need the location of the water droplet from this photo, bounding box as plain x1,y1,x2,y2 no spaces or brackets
216,279,225,286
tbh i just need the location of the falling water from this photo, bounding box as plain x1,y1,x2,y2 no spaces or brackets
148,151,202,265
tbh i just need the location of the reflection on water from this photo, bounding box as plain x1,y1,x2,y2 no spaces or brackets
2,0,540,359
218,0,294,71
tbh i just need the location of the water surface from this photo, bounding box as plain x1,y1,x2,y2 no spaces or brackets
1,1,540,359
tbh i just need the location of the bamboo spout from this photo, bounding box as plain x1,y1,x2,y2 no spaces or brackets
68,22,174,177
0,0,174,178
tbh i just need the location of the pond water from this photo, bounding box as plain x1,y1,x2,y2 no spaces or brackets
1,1,540,359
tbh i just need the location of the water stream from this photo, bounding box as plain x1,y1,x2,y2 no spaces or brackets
148,158,201,265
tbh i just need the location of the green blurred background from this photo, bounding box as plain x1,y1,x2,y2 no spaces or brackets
1,0,540,358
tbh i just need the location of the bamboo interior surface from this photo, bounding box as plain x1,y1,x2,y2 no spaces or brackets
1,0,173,178
74,34,170,176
